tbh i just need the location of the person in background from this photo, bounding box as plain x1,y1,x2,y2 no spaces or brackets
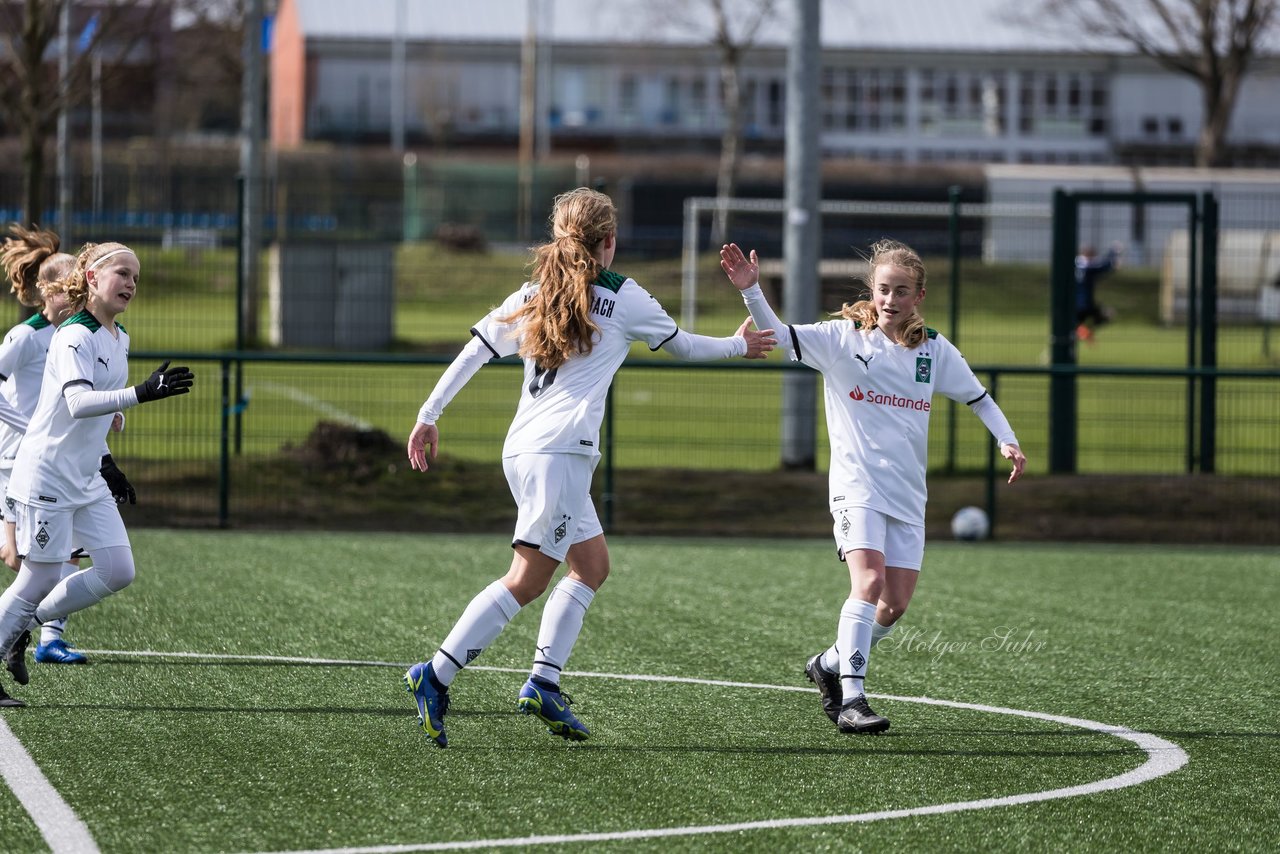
1075,242,1123,343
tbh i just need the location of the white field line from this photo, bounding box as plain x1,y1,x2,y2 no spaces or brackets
73,649,1189,854
0,718,100,854
252,381,372,431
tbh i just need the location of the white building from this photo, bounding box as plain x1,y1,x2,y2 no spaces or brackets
270,0,1280,166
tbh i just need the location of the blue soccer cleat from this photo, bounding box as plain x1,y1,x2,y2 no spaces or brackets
403,662,448,748
517,678,590,741
34,638,88,665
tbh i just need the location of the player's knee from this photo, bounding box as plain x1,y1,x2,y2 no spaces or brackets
879,602,908,625
569,560,609,589
95,550,136,593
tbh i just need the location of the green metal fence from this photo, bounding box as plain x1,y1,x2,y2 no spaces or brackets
107,350,1280,542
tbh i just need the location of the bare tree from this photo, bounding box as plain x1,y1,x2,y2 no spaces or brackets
643,0,779,243
170,0,245,134
0,0,167,227
1017,0,1279,167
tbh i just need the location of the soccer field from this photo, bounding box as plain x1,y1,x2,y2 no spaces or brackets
1,531,1276,852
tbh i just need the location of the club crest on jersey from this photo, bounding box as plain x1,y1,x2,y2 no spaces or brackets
35,525,50,549
915,356,932,383
554,515,570,543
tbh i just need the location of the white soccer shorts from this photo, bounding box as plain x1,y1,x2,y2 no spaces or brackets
832,505,925,571
10,495,130,563
503,452,602,562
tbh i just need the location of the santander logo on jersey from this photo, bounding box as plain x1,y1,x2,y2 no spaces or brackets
848,385,930,411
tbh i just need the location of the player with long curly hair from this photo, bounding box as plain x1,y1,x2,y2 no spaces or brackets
402,187,775,747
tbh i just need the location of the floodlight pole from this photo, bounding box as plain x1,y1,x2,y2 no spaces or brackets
57,0,72,242
390,0,406,153
780,0,821,469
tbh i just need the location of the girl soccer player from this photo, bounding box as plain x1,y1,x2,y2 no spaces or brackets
0,241,194,706
403,187,775,747
0,227,87,700
720,239,1026,734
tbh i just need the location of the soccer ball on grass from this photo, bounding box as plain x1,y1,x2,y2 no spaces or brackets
950,506,990,541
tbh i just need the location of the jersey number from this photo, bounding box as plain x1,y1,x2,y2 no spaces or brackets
528,364,558,398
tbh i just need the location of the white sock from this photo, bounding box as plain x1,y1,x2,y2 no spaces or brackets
837,598,876,701
871,619,896,648
821,643,840,673
39,562,79,645
825,618,896,673
35,547,134,624
530,577,595,686
431,580,521,687
0,594,40,660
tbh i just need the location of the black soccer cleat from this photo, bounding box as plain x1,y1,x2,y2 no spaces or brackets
837,695,890,734
0,680,24,708
804,653,842,724
5,630,30,686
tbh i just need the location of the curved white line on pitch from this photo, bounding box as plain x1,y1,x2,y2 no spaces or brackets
80,649,1188,854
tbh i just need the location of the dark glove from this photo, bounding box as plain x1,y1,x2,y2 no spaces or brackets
99,454,136,505
134,360,194,403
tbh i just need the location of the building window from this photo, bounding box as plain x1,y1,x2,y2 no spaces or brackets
620,75,637,124
1167,116,1183,137
1142,116,1159,137
767,79,784,128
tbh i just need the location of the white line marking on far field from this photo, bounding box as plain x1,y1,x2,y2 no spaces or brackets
76,648,1188,854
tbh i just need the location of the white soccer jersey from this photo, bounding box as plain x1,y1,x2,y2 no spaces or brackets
788,320,987,525
6,310,129,508
0,315,56,469
472,270,679,459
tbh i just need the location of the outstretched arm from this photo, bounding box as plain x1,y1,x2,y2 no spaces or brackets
721,243,794,359
660,318,775,361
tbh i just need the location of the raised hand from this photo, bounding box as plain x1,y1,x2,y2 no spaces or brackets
737,317,776,359
720,243,760,290
134,360,195,403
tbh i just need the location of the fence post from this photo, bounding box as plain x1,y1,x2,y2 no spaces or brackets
946,184,961,473
985,371,999,538
219,358,232,529
235,175,246,455
1199,192,1219,473
1048,190,1078,473
602,382,616,531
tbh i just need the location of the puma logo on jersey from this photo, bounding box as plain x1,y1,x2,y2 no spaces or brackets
854,354,873,370
67,343,82,352
97,357,109,368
